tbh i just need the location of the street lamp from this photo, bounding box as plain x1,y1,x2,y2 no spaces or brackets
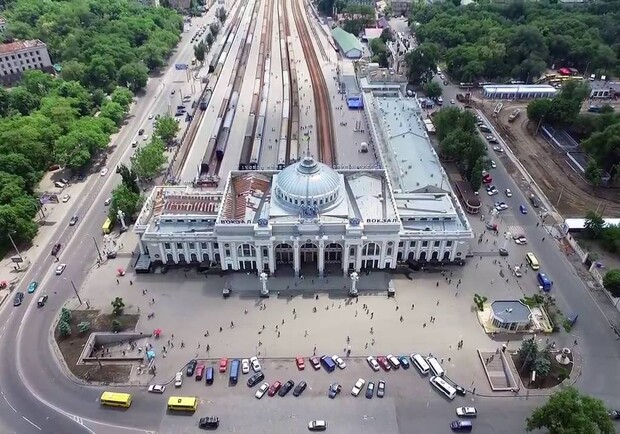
64,278,83,305
7,231,23,269
87,234,103,261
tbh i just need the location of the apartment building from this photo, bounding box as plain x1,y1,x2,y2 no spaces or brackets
0,39,53,84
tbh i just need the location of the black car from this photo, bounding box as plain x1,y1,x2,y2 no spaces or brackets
138,128,145,135
499,248,509,256
454,384,467,396
278,380,294,397
186,359,198,376
198,416,219,429
51,242,62,256
293,381,307,396
365,382,375,399
377,380,385,398
247,372,264,387
13,292,24,307
608,410,620,419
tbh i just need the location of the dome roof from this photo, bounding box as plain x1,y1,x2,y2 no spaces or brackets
274,156,343,212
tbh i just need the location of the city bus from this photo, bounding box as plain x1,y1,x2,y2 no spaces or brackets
167,396,198,412
100,391,132,408
430,376,456,400
102,217,112,234
525,252,539,270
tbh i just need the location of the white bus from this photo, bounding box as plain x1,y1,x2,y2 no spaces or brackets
410,353,430,375
426,356,445,377
430,376,456,400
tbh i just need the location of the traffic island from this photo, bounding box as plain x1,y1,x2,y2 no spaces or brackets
53,309,138,383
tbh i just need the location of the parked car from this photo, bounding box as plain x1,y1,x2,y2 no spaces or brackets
309,356,321,370
55,263,67,275
104,197,112,206
490,160,497,168
456,407,478,417
377,380,385,398
138,128,145,135
295,356,305,370
377,356,391,371
386,354,400,369
250,356,262,372
487,186,499,196
366,356,380,371
255,382,269,399
198,417,219,429
195,363,205,380
219,357,228,373
247,371,265,387
27,281,38,293
332,354,346,369
454,384,467,396
513,265,523,277
268,381,282,396
13,292,24,306
62,194,71,203
241,358,250,374
186,359,198,376
450,420,473,431
328,383,341,399
174,371,183,387
351,378,366,396
100,168,108,176
499,248,509,256
399,356,410,369
148,384,166,394
278,380,294,397
293,381,307,397
493,146,504,152
365,381,375,399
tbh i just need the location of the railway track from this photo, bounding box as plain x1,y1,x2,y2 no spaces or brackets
291,0,335,165
281,0,300,167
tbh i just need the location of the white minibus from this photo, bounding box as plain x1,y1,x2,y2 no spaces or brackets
410,353,430,375
426,356,445,377
430,375,456,400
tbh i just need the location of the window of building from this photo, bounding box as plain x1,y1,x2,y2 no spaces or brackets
434,241,440,247
387,247,392,256
446,240,453,247
201,242,208,249
188,242,195,249
214,243,219,249
398,241,403,247
350,247,355,256
164,243,171,249
410,241,416,247
263,248,268,257
422,241,428,247
225,249,231,257
176,243,183,249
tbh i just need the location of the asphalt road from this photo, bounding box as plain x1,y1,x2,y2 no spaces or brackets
437,75,620,403
0,13,224,434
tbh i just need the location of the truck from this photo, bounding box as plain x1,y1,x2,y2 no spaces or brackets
508,109,521,122
537,272,552,292
455,93,470,103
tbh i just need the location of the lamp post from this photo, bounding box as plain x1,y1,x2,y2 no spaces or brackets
259,272,269,297
92,236,103,261
349,271,359,297
65,278,83,305
8,231,23,269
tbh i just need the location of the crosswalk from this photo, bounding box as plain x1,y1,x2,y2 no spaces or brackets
506,225,525,236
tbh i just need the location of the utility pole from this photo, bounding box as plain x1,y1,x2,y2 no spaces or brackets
556,186,564,207
70,280,83,305
92,236,103,261
8,232,23,269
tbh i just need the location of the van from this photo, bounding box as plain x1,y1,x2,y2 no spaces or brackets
205,367,214,385
426,356,445,377
54,181,66,189
526,252,539,270
410,353,430,375
229,359,240,384
320,355,336,372
537,272,552,291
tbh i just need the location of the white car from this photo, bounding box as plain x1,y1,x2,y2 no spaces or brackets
386,354,401,369
62,194,71,203
255,382,269,399
332,354,346,369
250,356,261,372
490,160,497,168
351,378,366,396
513,235,528,245
148,114,154,120
366,356,380,372
104,198,112,206
100,168,108,176
494,202,508,211
505,188,513,197
493,146,504,152
487,187,498,196
241,358,250,374
450,99,455,104
142,135,148,141
55,264,67,275
308,420,327,431
456,406,478,417
513,265,523,278
174,371,183,387
148,384,166,394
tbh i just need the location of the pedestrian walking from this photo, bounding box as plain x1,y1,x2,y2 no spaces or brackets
304,330,308,337
116,279,119,285
198,343,201,349
411,303,415,310
207,344,210,352
400,315,403,322
230,321,234,328
278,331,281,338
423,322,427,328
244,308,248,314
395,306,399,311
370,312,374,319
436,282,439,287
365,342,368,349
282,319,285,325
129,280,133,285
313,346,317,355
220,327,223,332
370,327,374,334
455,292,459,297
181,341,185,348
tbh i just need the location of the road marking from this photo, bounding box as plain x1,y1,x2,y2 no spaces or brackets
22,416,41,430
1,392,17,413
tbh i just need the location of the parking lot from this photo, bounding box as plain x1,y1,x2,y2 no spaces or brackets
145,357,539,433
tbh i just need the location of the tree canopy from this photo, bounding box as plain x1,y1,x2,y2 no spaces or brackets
526,387,614,434
409,2,620,84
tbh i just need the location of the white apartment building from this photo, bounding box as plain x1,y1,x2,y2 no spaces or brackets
0,39,52,79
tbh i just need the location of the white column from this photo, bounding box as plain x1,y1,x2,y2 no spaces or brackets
342,244,349,275
293,240,300,277
379,241,387,267
209,243,215,263
268,245,275,274
318,240,325,278
183,242,190,262
355,245,363,271
256,246,263,272
158,243,166,261
171,242,179,263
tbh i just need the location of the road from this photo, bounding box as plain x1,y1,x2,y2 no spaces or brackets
0,12,227,434
437,75,620,402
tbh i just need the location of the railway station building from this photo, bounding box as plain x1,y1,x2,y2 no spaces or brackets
482,84,557,100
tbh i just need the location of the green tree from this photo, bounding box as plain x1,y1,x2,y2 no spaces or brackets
99,100,126,126
194,41,207,65
154,115,180,144
584,211,605,239
210,22,220,37
111,319,122,332
517,337,539,373
117,163,140,194
405,43,440,85
110,87,134,112
109,183,141,222
205,32,214,48
533,348,552,378
380,27,393,43
132,138,167,180
216,7,227,23
526,387,614,434
118,62,149,92
473,293,487,311
603,269,620,298
424,81,443,99
60,307,72,323
77,321,91,334
111,297,125,315
58,320,72,337
585,161,604,186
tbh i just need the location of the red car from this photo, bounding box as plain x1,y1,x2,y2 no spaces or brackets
377,356,391,371
219,357,228,373
296,356,305,370
268,381,282,396
195,363,205,380
309,356,321,370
